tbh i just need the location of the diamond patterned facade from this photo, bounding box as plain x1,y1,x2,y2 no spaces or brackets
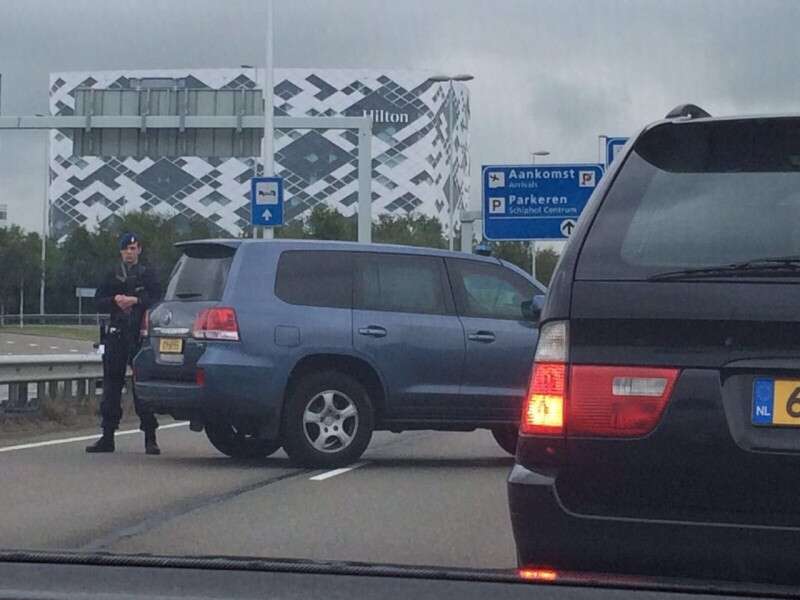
48,68,470,239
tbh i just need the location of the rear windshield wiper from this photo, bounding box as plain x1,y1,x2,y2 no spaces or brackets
175,292,203,299
647,256,800,281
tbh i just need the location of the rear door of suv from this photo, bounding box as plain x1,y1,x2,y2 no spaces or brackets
544,117,800,528
352,252,465,420
144,242,237,383
445,258,540,421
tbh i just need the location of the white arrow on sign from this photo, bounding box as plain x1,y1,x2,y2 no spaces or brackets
262,208,272,220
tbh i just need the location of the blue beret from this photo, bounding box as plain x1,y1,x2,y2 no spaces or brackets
118,232,141,250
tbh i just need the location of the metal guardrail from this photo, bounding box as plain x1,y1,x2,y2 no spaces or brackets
0,313,109,326
0,354,109,414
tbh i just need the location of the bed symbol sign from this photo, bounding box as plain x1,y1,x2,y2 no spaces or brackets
250,177,284,227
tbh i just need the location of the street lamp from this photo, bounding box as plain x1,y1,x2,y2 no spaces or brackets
242,63,260,240
530,150,550,164
427,73,474,251
529,150,550,280
35,114,48,315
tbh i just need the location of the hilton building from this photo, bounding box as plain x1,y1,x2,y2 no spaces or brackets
47,68,470,239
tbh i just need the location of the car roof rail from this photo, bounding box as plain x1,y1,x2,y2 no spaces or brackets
664,103,712,120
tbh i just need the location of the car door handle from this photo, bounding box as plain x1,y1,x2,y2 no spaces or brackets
358,326,387,338
468,331,496,343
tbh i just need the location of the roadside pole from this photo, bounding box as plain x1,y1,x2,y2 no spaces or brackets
262,0,275,241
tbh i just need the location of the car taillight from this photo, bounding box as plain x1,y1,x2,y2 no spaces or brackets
195,368,205,386
523,362,566,435
568,366,678,437
192,307,240,341
520,320,679,439
521,321,568,436
139,310,149,339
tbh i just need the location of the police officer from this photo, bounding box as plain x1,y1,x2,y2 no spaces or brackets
86,232,162,455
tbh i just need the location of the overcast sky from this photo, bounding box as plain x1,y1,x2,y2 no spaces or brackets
2,0,800,232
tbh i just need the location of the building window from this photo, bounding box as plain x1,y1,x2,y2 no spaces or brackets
131,77,185,89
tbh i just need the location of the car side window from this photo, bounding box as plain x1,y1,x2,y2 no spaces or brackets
447,259,536,321
355,253,448,315
274,250,353,308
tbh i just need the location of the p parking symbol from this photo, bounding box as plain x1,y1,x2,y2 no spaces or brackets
579,170,596,188
489,197,506,214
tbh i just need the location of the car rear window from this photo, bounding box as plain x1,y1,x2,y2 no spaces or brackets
577,118,800,279
275,250,352,308
164,244,235,301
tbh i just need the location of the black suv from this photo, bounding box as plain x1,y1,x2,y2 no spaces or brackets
509,106,800,585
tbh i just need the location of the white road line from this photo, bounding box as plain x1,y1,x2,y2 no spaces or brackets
0,422,189,453
69,349,79,353
49,346,60,350
5,341,14,344
309,462,367,481
28,343,39,347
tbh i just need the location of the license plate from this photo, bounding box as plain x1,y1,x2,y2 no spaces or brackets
752,378,800,426
159,338,184,354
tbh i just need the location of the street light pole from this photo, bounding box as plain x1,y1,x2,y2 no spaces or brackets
242,64,258,239
40,131,48,315
262,0,275,241
447,81,455,250
529,150,550,281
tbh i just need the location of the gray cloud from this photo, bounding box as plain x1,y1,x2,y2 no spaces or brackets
2,0,800,231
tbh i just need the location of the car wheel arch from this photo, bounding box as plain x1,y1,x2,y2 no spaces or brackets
283,353,387,421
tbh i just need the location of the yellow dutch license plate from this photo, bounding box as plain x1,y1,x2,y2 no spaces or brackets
159,338,184,354
752,378,800,426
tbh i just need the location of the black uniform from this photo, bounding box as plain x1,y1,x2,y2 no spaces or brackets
95,261,161,432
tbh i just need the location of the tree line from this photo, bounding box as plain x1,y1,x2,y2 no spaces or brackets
0,207,558,316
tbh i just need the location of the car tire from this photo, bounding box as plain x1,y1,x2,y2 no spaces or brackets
282,370,374,468
205,421,282,459
491,425,519,455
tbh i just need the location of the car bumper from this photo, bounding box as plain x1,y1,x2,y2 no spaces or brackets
135,380,206,414
507,463,800,585
134,345,284,437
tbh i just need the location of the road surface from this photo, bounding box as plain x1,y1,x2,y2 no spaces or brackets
0,425,516,569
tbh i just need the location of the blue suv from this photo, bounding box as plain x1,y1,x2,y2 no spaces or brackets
134,240,544,467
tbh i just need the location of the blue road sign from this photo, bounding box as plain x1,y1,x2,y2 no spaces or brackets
605,137,629,169
482,164,604,241
250,177,284,227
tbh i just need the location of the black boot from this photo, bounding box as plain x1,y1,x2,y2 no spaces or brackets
86,429,115,453
144,430,161,455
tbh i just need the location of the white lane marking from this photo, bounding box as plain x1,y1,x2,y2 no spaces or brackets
50,346,60,350
309,462,367,481
6,341,14,344
69,349,79,353
0,422,189,453
28,343,39,347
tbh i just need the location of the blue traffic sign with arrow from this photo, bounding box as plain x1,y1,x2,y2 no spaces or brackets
250,176,284,227
482,163,603,241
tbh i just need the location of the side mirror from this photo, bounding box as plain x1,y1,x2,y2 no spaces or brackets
521,294,546,322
